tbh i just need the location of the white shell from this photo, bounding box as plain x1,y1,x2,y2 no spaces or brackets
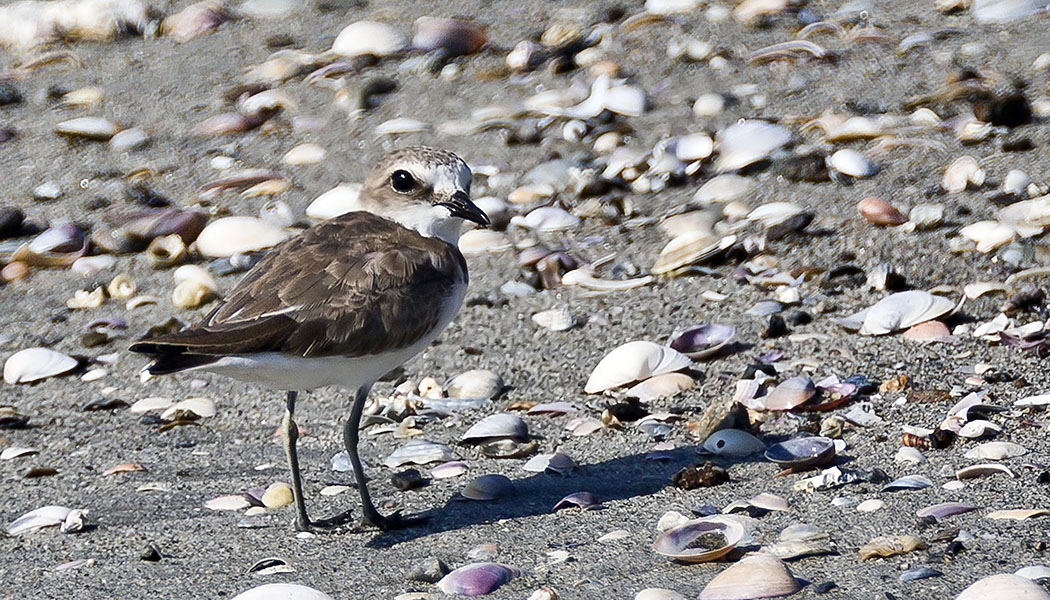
54,117,121,140
195,216,289,258
694,174,752,204
895,446,926,465
675,133,714,162
383,440,455,468
1016,565,1050,581
943,156,985,193
835,290,956,335
376,118,429,136
999,194,1050,237
636,589,687,600
331,21,406,57
231,583,336,600
747,202,805,227
6,505,73,536
509,206,580,232
4,348,78,384
958,419,1002,439
532,307,575,331
964,441,1027,460
827,149,878,178
1004,169,1031,196
715,120,791,172
283,143,327,166
461,414,527,442
909,204,945,230
703,429,766,457
161,397,217,420
972,0,1050,24
204,494,251,511
445,369,504,400
698,553,801,600
625,373,694,401
584,341,692,394
956,574,1050,600
960,221,1016,253
306,183,363,220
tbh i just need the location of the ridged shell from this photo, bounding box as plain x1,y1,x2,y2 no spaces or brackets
835,290,956,335
956,574,1050,600
195,216,289,258
584,341,692,394
653,517,745,563
4,348,78,384
698,553,801,600
230,584,335,600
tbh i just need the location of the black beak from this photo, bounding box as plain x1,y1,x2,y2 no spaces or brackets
439,191,490,226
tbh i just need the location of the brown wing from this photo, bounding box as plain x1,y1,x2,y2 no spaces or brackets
130,212,467,367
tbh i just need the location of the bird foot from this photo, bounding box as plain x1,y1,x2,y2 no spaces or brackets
361,510,428,531
296,510,355,533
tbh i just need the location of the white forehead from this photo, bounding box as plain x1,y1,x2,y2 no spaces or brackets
401,161,471,193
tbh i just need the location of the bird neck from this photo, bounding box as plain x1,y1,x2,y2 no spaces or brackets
387,205,463,245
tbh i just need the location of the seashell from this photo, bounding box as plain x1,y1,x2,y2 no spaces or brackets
956,463,1017,479
895,446,926,465
652,517,745,563
972,0,1050,24
445,369,504,400
261,482,293,508
161,0,230,42
532,307,575,332
54,117,121,141
956,574,1050,600
651,233,736,275
943,156,985,193
715,120,792,172
376,118,429,136
130,396,174,413
900,567,943,583
436,563,517,596
986,509,1050,521
764,524,834,560
998,194,1050,237
667,324,734,360
552,491,600,511
747,202,804,228
194,112,267,136
195,216,289,258
693,93,725,117
858,535,927,561
6,505,73,536
523,452,577,474
431,461,468,479
557,76,646,119
857,499,886,513
835,290,956,335
384,440,455,468
306,183,363,220
12,222,87,267
230,583,335,600
172,265,220,309
827,149,878,179
761,377,817,411
960,221,1016,253
510,206,580,232
909,203,945,230
1015,566,1050,581
412,17,487,57
584,341,692,394
161,396,216,420
527,402,580,415
1004,169,1031,196
283,143,326,166
460,414,528,444
882,474,933,491
749,493,788,512
0,447,37,460
331,21,406,57
694,175,752,204
964,441,1027,460
461,474,514,501
698,553,801,599
858,197,906,226
765,436,835,469
703,429,766,457
238,89,297,117
506,40,544,72
675,133,714,162
4,348,78,384
146,234,186,268
636,589,687,600
958,420,1002,439
625,373,694,401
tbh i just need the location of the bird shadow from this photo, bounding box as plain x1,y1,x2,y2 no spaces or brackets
363,447,754,549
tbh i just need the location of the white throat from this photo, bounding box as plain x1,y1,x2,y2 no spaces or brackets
387,204,463,245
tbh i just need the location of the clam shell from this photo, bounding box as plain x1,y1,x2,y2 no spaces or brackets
999,195,1050,237
636,589,687,600
987,509,1050,521
964,441,1027,460
858,535,926,560
1015,566,1050,581
715,120,792,172
12,223,87,267
827,149,878,178
331,21,406,57
675,133,714,162
412,17,487,56
702,429,766,457
461,474,514,501
943,156,985,193
161,1,230,42
882,474,933,492
305,183,363,220
956,463,1017,479
195,216,290,258
694,174,753,204
761,377,817,411
584,341,692,394
6,505,73,536
532,307,575,331
54,117,121,140
960,221,1016,253
509,206,580,232
956,574,1050,600
230,583,335,600
972,0,1050,24
436,563,517,596
445,369,504,400
652,517,745,563
764,436,835,469
523,452,577,474
668,324,735,360
835,290,956,335
698,553,801,599
283,143,327,166
651,233,736,275
625,373,694,401
4,348,78,384
858,197,906,226
431,461,468,479
161,397,216,420
764,524,834,560
460,414,528,444
384,440,455,469
552,491,600,511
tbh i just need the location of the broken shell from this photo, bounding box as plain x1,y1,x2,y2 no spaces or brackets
147,234,187,268
172,265,220,309
444,369,504,400
764,436,835,469
958,420,1001,439
12,222,87,267
384,440,456,468
835,290,956,335
6,505,73,536
161,397,216,420
230,584,335,600
195,216,290,258
943,156,985,193
882,474,933,491
858,197,906,226
764,524,834,560
532,308,575,331
4,347,78,384
524,453,577,474
436,563,517,596
667,324,735,360
652,517,745,563
461,474,514,501
332,21,406,57
584,341,692,394
859,536,927,561
460,414,528,444
964,442,1027,460
698,553,801,600
956,574,1050,600
715,120,792,172
703,429,766,457
107,274,137,299
909,204,945,230
762,377,818,411
412,17,487,57
960,221,1016,253
956,463,1017,479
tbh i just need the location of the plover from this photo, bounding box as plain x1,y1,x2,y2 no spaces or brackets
130,146,489,531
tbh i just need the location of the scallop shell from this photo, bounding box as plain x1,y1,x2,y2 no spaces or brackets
230,584,336,600
194,216,289,258
437,563,517,596
834,290,956,335
764,436,836,469
461,474,514,501
331,21,406,57
702,429,766,457
698,553,801,600
956,574,1050,600
715,120,792,172
652,517,745,563
4,348,78,384
460,414,528,444
584,341,692,394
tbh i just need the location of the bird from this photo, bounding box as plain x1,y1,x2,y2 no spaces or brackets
130,146,489,532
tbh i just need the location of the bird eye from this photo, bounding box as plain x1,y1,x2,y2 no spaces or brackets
390,170,417,193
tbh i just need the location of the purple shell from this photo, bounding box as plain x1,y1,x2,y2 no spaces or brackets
436,563,517,596
668,323,736,360
916,502,979,520
552,492,601,512
764,436,835,468
84,317,128,331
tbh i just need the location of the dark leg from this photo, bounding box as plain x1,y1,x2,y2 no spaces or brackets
282,390,311,531
344,386,423,530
